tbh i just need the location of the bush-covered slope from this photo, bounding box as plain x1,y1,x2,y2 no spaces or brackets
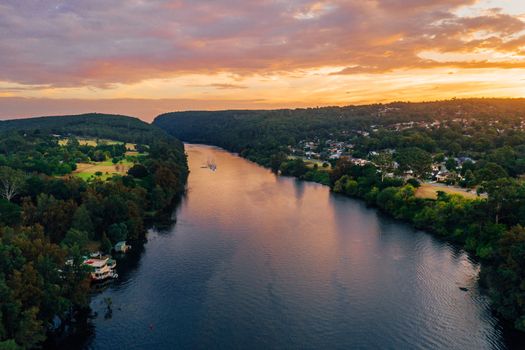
0,113,166,145
0,113,188,349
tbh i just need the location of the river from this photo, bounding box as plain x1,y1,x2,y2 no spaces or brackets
59,144,524,349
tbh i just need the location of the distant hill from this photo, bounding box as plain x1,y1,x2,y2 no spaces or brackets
154,98,525,140
153,98,525,166
154,98,525,144
0,113,169,145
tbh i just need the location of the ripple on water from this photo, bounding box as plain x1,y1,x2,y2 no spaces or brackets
63,145,524,350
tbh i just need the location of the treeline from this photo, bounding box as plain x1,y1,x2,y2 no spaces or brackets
154,98,525,332
0,113,166,145
0,115,187,349
330,160,525,330
154,99,525,172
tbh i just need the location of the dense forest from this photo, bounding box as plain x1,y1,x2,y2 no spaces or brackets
0,114,188,349
0,113,165,145
155,98,525,167
154,98,525,332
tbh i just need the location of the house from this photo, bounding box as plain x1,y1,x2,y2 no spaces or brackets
305,151,320,159
401,169,414,179
328,149,343,159
350,158,370,166
435,166,460,183
435,171,451,182
115,241,131,253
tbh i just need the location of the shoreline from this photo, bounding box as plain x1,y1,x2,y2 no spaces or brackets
181,142,525,336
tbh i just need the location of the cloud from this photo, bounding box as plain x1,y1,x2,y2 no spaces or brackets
188,83,248,90
1,0,524,88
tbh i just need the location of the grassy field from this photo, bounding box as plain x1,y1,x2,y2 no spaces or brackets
415,183,485,200
57,137,144,181
288,156,332,170
125,150,148,156
73,159,134,181
59,137,136,150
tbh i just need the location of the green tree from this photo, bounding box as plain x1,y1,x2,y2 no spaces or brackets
280,159,308,178
445,158,457,172
475,162,508,182
481,178,519,224
61,228,89,250
396,147,432,179
107,223,128,243
433,153,445,163
71,205,94,238
66,136,80,148
15,307,45,349
448,142,462,155
0,199,21,226
0,339,22,350
269,152,287,172
372,152,394,181
127,164,148,178
488,146,516,174
491,225,525,330
462,169,476,187
27,194,77,243
460,160,476,175
100,234,112,254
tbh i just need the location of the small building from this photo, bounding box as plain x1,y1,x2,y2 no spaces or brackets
115,241,131,253
350,158,370,166
435,172,450,183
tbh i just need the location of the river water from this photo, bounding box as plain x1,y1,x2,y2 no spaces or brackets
62,144,524,349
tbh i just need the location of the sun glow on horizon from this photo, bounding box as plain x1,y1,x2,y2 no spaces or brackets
1,0,525,120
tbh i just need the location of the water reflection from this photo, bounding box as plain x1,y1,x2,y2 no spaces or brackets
54,144,525,350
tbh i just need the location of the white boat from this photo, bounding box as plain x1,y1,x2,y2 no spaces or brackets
206,157,217,171
83,257,118,282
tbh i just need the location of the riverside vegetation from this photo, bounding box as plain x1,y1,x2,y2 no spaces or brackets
154,98,525,332
0,114,188,349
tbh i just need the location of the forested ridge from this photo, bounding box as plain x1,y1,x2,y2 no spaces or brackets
0,114,188,349
0,113,166,144
155,98,525,165
154,98,525,332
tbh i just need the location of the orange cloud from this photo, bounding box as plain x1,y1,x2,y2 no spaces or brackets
1,0,524,86
0,0,524,116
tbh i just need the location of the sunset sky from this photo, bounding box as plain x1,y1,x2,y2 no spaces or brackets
1,0,525,121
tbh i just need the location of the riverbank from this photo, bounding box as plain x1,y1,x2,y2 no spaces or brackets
0,114,190,348
153,102,525,334
48,144,524,349
180,143,525,334
47,138,189,345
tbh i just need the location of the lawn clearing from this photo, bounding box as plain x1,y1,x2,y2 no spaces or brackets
59,137,136,150
73,158,133,181
416,183,485,200
288,156,332,170
125,151,148,157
